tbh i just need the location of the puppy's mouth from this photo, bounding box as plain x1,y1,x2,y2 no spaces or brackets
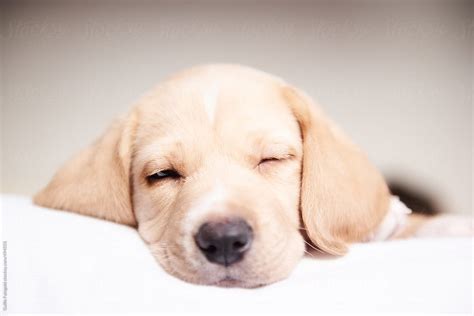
213,276,243,287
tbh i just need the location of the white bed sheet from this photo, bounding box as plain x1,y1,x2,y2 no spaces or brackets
1,194,472,314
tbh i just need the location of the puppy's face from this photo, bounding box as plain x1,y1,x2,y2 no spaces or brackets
34,65,390,288
132,71,304,287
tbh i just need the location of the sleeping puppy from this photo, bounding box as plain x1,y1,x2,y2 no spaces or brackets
34,64,472,288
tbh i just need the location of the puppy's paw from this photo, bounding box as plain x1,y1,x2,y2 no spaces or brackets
415,215,474,237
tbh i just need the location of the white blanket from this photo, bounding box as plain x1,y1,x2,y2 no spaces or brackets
1,194,472,314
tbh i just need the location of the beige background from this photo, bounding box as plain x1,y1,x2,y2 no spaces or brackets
1,1,472,214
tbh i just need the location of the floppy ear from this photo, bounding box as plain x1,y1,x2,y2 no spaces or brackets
33,112,138,226
282,86,390,255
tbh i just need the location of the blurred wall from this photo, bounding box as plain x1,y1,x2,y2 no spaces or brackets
1,1,472,214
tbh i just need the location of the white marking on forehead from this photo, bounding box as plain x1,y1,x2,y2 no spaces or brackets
183,183,227,234
202,82,220,123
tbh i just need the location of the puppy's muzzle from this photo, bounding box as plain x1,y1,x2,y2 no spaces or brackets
194,218,253,266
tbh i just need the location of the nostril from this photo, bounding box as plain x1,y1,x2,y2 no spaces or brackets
232,240,246,251
201,244,217,254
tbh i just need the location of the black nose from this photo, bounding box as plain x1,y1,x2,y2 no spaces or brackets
195,218,253,266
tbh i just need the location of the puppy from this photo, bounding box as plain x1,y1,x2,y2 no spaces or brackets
34,64,472,288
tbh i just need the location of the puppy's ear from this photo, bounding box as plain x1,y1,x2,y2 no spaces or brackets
33,112,137,226
282,86,390,255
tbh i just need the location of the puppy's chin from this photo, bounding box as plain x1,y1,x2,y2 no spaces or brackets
148,234,305,288
212,276,279,289
213,277,250,288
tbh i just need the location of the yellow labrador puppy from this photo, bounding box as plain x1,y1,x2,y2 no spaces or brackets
34,64,470,288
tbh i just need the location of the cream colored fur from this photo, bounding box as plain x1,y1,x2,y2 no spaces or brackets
34,64,470,287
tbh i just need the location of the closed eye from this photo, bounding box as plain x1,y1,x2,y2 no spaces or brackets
257,154,295,168
146,169,182,184
258,157,281,165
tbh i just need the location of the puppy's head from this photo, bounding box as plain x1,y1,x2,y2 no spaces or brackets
34,64,389,287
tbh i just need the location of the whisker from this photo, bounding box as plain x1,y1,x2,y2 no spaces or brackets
303,239,325,254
